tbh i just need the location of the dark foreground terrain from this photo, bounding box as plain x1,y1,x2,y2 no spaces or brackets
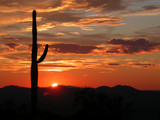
0,85,160,120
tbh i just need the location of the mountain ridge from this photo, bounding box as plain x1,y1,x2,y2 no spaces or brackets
0,85,160,120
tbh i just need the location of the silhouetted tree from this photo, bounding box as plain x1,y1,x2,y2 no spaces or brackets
31,10,48,114
73,88,134,120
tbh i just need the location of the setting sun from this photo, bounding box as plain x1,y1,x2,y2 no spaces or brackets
51,83,58,87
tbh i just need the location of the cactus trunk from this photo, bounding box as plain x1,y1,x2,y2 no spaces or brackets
31,10,38,114
31,10,48,114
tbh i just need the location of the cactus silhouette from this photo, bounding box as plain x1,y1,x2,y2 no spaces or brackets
31,10,48,114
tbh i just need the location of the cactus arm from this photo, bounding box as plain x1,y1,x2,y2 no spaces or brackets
37,44,48,63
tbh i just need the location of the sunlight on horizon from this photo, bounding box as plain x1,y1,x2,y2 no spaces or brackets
51,83,58,87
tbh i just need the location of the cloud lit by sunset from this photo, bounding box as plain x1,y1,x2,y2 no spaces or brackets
0,0,160,90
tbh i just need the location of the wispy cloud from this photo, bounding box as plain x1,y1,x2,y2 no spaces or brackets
105,62,157,68
66,0,127,12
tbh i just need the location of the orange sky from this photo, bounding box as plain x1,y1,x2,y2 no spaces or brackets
0,0,160,90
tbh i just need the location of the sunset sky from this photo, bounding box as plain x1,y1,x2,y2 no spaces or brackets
0,0,160,90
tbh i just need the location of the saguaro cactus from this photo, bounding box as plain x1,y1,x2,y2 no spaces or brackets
31,10,48,114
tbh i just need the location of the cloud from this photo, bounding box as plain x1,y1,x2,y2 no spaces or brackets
0,12,36,25
40,11,82,22
0,12,42,34
39,63,76,68
61,16,125,28
0,0,127,35
106,63,121,66
20,12,125,33
3,37,23,41
106,39,160,54
68,0,126,12
118,4,160,17
55,31,107,39
77,16,125,26
0,0,127,13
25,22,58,32
105,62,157,68
134,26,160,39
0,0,63,13
143,5,160,11
49,43,98,54
4,42,22,50
3,52,30,61
129,63,155,68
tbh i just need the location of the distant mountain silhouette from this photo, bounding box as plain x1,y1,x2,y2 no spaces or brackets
113,85,138,91
0,85,160,120
96,85,139,95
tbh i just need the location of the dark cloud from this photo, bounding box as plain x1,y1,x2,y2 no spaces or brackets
40,11,82,22
129,63,155,68
5,42,21,50
49,43,98,54
107,63,121,66
106,39,160,54
106,47,120,54
27,43,44,49
143,5,160,11
105,62,156,68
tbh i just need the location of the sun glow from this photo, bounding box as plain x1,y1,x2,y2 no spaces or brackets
51,83,58,87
